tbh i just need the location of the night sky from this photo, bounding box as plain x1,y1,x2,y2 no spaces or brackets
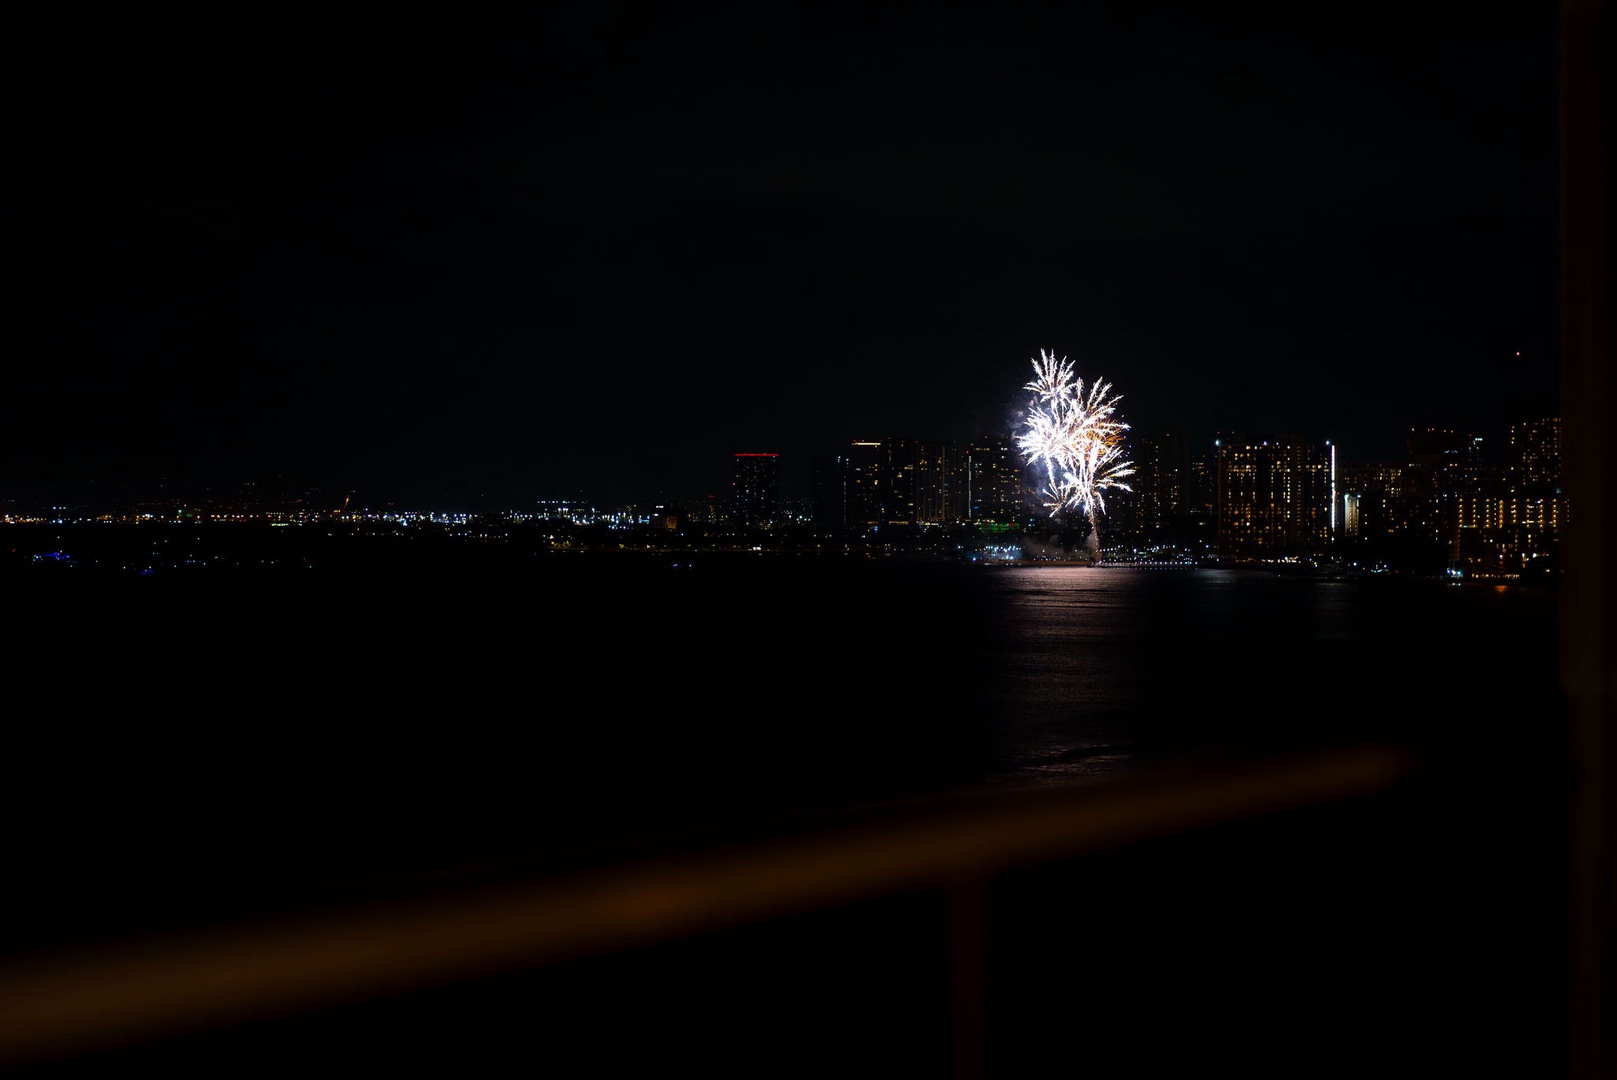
13,3,1560,509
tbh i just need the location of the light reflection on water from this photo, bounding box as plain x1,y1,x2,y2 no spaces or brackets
0,555,1562,952
971,565,1557,786
8,557,1560,858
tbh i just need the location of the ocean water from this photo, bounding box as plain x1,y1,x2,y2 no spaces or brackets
9,554,1559,921
972,564,1560,779
4,551,1568,1076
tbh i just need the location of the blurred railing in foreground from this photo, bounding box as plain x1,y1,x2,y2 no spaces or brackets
0,746,1416,1076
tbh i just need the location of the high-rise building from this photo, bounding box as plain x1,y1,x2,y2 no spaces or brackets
1215,433,1335,560
843,441,886,526
943,443,972,525
885,439,954,526
810,453,848,531
1407,427,1473,464
885,439,921,526
1129,431,1190,541
1509,417,1562,493
967,434,1024,527
1187,449,1217,516
731,452,781,528
1406,427,1487,496
814,439,969,531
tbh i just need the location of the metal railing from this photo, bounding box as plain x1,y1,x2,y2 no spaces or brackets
0,745,1415,1073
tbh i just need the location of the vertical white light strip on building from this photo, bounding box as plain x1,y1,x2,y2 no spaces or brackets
1329,441,1337,536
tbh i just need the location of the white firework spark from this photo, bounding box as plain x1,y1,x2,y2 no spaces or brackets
1015,349,1134,545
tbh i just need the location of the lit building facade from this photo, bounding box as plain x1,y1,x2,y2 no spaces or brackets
1509,417,1562,493
1335,417,1565,576
1129,431,1190,542
810,452,848,530
812,440,959,531
843,441,887,526
731,452,781,528
885,439,924,525
1215,433,1335,560
887,439,953,526
967,434,1025,527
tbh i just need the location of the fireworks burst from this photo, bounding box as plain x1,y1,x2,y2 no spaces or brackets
1015,349,1134,548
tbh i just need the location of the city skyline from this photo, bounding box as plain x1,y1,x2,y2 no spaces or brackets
3,407,1562,525
1,410,1563,516
3,410,1564,581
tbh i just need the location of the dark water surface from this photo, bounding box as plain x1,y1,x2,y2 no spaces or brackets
9,555,1559,930
6,551,1567,1076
